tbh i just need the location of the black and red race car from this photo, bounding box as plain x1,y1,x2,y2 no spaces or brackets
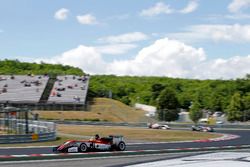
53,135,126,153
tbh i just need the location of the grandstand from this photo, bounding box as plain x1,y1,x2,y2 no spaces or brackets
48,75,88,104
0,75,89,110
0,75,49,102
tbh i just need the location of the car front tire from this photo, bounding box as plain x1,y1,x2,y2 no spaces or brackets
52,146,59,153
79,143,88,152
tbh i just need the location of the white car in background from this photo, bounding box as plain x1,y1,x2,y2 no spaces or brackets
148,123,171,130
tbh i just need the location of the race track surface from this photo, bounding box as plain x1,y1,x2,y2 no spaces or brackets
0,129,249,156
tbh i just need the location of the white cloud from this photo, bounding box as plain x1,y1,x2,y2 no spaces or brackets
107,39,250,79
99,32,148,44
140,2,174,16
228,0,250,13
36,38,250,79
140,1,198,17
180,1,198,14
54,8,69,20
107,38,206,77
194,56,250,79
36,45,106,74
76,14,98,25
95,44,137,55
168,24,250,43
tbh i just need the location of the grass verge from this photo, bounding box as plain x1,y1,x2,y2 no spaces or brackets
57,124,221,142
0,125,221,147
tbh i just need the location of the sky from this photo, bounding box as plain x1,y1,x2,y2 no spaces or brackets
0,0,250,79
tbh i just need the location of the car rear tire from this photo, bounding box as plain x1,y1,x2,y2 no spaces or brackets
116,141,126,151
79,143,88,152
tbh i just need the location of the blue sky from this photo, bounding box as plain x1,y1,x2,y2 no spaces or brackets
0,0,250,79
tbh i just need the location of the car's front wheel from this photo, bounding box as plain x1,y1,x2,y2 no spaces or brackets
79,143,88,152
52,146,59,153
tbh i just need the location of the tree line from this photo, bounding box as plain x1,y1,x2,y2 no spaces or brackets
0,59,84,76
89,75,250,122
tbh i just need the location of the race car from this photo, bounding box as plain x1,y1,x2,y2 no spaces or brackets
53,135,126,153
191,125,214,132
148,123,171,130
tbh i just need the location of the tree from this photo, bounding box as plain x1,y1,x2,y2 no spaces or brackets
157,87,179,121
157,87,179,109
226,92,243,122
245,74,250,80
158,109,179,122
209,93,226,112
120,96,131,105
151,83,165,100
189,100,203,124
242,93,250,121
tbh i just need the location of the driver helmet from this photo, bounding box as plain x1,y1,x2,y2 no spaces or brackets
95,134,100,140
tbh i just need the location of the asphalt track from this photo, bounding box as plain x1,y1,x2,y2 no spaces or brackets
0,129,249,156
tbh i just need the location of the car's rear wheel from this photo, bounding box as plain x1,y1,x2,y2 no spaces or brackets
79,143,88,152
116,141,126,151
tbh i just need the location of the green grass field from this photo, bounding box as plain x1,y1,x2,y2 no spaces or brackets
58,124,221,142
0,124,221,147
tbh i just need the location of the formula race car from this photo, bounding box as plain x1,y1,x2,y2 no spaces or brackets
148,123,171,130
53,135,126,153
191,125,214,132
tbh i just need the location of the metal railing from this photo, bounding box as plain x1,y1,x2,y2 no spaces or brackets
0,101,88,111
0,132,56,144
0,119,56,144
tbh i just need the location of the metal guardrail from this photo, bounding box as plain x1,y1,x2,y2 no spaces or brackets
0,120,56,144
0,119,56,134
28,120,56,133
0,132,56,144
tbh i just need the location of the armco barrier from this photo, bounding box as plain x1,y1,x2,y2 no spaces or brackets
0,132,56,144
0,120,56,144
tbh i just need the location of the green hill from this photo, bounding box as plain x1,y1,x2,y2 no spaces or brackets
36,98,154,123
